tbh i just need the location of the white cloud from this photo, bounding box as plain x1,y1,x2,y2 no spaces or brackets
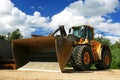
50,0,119,28
0,0,49,37
0,0,120,43
0,0,14,15
68,0,119,16
96,22,120,35
31,6,35,9
38,6,44,10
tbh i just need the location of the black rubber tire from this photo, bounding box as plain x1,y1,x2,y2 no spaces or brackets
71,45,92,70
95,50,112,70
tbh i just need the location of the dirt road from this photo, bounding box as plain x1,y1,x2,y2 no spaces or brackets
0,69,120,80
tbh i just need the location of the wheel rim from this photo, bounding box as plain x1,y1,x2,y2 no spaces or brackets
105,54,110,65
84,52,90,65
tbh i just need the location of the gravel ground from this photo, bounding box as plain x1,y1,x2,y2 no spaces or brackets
0,69,120,80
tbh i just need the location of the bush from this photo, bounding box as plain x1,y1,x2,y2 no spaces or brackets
110,42,120,69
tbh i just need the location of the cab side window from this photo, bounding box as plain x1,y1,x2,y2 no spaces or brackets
88,28,93,41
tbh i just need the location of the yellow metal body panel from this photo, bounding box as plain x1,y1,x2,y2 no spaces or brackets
90,40,102,61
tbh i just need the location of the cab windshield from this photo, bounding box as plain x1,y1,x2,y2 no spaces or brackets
73,26,85,38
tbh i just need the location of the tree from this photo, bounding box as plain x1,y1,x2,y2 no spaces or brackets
0,35,6,40
110,41,120,69
8,29,23,40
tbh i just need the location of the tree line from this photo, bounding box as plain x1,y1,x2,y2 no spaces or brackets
0,29,23,41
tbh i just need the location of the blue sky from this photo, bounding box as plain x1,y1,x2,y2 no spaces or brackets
11,0,120,23
11,0,78,17
0,0,120,43
11,0,120,21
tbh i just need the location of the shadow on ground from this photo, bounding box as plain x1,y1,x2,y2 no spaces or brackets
63,68,112,73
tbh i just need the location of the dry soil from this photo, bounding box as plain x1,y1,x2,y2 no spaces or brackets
0,69,120,80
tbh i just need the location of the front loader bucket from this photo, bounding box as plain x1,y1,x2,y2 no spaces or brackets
12,36,72,72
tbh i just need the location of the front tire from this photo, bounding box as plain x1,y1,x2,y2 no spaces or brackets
71,45,92,70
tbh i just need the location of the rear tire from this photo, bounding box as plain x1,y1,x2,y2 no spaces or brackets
95,50,112,70
71,45,92,70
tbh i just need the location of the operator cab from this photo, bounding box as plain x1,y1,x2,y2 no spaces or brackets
69,25,94,42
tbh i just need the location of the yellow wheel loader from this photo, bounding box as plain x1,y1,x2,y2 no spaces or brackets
12,25,112,72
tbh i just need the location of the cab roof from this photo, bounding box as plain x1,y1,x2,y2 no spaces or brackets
72,25,93,29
